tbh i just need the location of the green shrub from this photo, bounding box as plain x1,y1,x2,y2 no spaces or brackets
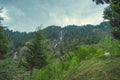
99,36,120,56
73,45,105,61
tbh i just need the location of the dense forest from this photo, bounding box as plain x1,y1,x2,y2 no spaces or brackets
0,0,120,80
5,21,111,54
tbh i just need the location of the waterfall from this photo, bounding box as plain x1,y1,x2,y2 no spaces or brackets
13,51,17,59
54,42,60,48
60,30,63,41
54,29,63,48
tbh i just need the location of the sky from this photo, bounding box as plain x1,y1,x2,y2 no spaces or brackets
0,0,109,32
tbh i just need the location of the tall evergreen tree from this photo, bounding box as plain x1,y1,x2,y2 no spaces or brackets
93,0,120,40
22,27,47,80
0,8,9,59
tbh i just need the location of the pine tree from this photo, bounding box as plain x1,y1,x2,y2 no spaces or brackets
93,0,120,40
0,8,9,59
22,27,47,80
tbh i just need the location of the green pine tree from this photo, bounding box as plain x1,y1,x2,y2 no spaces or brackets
0,8,9,59
22,27,47,80
93,0,120,40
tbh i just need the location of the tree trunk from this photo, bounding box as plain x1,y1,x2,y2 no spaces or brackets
30,67,33,80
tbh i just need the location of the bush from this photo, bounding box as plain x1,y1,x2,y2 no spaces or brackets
74,45,105,61
99,36,120,56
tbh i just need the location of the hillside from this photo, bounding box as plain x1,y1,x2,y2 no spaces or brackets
4,22,111,53
1,22,120,80
0,0,120,80
64,57,120,80
32,42,120,80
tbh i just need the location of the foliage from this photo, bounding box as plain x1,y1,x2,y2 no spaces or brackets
33,35,120,80
0,27,10,59
1,1,119,79
0,59,24,80
4,22,111,53
5,29,35,51
99,36,120,56
104,0,120,40
21,28,47,80
0,8,10,59
64,58,120,80
44,25,61,40
1,36,119,80
34,44,106,80
74,45,104,60
0,59,13,80
93,0,120,40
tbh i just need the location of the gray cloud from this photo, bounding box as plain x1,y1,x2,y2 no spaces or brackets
0,0,109,32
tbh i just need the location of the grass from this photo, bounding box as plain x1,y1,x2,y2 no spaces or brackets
63,57,120,80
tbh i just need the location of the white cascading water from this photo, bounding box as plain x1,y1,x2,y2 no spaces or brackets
54,29,63,48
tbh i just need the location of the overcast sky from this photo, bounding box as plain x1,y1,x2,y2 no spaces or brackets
0,0,109,32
